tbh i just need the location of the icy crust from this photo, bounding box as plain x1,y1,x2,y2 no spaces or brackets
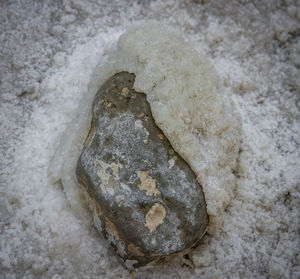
49,24,241,233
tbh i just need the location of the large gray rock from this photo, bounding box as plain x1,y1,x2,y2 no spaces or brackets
76,72,208,268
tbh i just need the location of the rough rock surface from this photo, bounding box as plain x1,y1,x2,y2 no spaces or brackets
76,72,208,268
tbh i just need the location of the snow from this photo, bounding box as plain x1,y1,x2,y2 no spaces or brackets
1,1,299,278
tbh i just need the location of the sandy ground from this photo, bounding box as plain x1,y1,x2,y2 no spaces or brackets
1,1,299,278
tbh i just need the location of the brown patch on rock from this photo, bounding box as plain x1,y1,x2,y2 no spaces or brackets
145,203,166,232
128,244,145,257
121,87,129,97
105,217,120,239
137,171,160,196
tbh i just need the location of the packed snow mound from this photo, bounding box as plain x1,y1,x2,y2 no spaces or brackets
49,24,241,233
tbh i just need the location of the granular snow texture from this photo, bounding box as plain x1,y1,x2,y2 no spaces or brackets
0,1,299,278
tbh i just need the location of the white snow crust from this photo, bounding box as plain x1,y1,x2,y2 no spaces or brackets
1,1,299,278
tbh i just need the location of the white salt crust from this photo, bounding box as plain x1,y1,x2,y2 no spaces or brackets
1,1,300,278
49,24,241,234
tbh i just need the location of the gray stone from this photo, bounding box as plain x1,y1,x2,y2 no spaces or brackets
76,72,208,268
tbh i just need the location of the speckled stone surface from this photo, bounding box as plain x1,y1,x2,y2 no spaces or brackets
76,72,208,268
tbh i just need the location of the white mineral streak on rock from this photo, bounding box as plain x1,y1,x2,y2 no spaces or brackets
134,119,150,144
168,158,176,169
125,259,139,270
93,212,103,232
134,119,143,129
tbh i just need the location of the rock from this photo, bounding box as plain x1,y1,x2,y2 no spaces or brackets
76,72,208,268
